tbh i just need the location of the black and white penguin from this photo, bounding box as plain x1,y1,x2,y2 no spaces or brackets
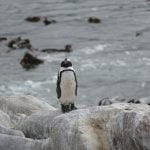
56,58,77,113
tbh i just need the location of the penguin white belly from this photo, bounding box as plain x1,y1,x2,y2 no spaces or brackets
60,71,76,104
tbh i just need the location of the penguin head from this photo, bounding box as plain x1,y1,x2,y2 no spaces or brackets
61,58,72,68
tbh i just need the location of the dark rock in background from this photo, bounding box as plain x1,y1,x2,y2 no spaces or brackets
7,37,32,49
0,37,7,42
20,52,44,70
41,44,72,53
88,17,101,23
25,16,41,23
43,17,57,26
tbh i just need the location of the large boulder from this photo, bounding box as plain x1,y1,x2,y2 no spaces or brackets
0,95,56,150
0,95,55,115
0,95,56,127
16,110,61,139
17,103,150,150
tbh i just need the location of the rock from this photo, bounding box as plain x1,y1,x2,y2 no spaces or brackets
52,104,150,150
43,17,57,25
17,39,32,49
7,37,21,49
0,134,52,150
41,44,72,53
25,16,41,22
7,37,32,49
0,125,24,137
0,110,12,128
0,95,149,150
136,31,142,37
0,37,7,41
98,97,112,106
127,98,141,104
16,110,61,139
0,95,57,150
0,95,55,116
88,17,101,23
0,95,56,127
20,52,44,70
17,103,150,150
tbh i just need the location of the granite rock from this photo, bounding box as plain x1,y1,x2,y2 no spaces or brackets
17,103,150,150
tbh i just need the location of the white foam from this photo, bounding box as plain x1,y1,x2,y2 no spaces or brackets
81,44,107,55
80,60,97,71
125,51,130,55
142,57,150,66
91,8,98,11
0,79,54,95
110,60,127,67
140,97,150,104
51,75,58,84
25,80,43,89
141,82,146,88
39,54,65,62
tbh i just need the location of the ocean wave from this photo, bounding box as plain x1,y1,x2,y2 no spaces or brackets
80,59,97,71
110,60,127,67
141,57,150,66
81,44,107,55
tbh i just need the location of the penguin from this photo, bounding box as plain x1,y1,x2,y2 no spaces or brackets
56,58,77,113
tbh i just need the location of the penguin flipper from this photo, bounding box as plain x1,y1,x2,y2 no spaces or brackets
73,71,78,96
56,72,61,99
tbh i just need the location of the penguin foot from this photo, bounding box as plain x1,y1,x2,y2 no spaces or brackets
70,103,77,110
61,103,77,113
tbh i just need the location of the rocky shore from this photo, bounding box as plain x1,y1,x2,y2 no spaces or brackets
0,95,149,150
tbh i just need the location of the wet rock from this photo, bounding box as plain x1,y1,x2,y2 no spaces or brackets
7,37,32,49
98,97,112,106
136,31,142,37
127,98,141,104
8,37,21,49
0,37,7,41
20,52,44,70
88,17,101,23
43,17,57,26
25,16,41,22
41,44,72,53
17,39,32,49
